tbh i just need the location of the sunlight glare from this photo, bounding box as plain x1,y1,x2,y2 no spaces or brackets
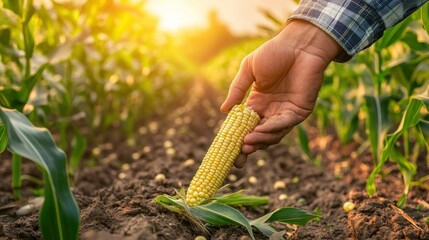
146,1,205,32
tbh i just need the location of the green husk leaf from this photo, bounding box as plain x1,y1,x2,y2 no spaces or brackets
213,191,269,207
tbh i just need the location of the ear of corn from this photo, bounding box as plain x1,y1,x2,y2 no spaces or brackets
186,104,260,206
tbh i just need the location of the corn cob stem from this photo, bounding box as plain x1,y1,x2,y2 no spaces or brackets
186,104,260,206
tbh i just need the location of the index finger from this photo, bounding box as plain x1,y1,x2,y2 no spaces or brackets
220,55,255,112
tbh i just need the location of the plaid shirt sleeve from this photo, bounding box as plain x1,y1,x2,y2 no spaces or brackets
289,0,429,62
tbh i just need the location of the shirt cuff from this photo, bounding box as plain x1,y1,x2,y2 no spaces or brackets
289,0,385,62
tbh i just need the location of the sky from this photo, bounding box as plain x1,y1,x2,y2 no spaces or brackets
145,0,298,35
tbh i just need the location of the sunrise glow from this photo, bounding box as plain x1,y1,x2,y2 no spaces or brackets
146,1,206,32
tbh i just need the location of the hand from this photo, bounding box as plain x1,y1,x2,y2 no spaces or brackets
220,20,342,167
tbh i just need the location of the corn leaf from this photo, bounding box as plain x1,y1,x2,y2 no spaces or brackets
375,17,410,51
0,125,7,153
0,7,19,28
3,0,22,15
367,94,429,196
213,191,268,207
19,63,48,108
418,120,429,146
422,2,429,36
0,107,80,240
69,128,87,175
364,94,390,164
391,147,417,208
250,207,318,227
191,202,255,239
252,223,281,239
297,125,312,161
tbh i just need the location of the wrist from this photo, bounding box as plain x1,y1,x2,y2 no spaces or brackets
276,20,343,65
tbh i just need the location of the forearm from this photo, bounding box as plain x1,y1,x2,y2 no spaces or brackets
289,0,429,62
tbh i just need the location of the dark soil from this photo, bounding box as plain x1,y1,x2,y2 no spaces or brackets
0,81,428,240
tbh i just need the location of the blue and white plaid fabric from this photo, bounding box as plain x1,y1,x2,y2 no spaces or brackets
289,0,428,62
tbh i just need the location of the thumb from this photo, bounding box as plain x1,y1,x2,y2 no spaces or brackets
220,55,255,112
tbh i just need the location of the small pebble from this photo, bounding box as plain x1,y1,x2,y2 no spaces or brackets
131,152,141,160
155,173,166,182
143,146,151,153
166,148,175,157
183,159,195,167
15,197,44,216
278,194,288,200
256,159,266,167
118,172,127,179
343,201,355,213
228,174,237,182
166,128,176,137
273,180,286,190
248,176,257,184
121,163,130,171
92,147,101,157
148,122,158,133
138,126,147,135
163,140,173,148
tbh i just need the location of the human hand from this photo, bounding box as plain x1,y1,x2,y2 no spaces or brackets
220,20,342,167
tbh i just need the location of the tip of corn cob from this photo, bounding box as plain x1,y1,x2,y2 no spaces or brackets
186,104,260,206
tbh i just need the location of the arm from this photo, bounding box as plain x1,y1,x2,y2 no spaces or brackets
223,0,428,167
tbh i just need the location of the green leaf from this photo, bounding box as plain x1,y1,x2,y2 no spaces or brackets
19,63,48,106
375,17,410,51
22,23,34,61
366,94,429,196
0,29,11,46
391,147,416,208
213,191,268,207
422,2,429,36
364,94,390,164
69,129,87,174
0,125,7,153
0,7,19,28
191,202,255,239
0,88,25,110
418,120,429,146
251,223,282,239
4,0,22,15
251,207,318,227
0,107,80,240
23,0,35,25
397,193,408,209
297,125,312,160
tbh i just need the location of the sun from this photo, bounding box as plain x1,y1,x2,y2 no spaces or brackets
146,0,205,32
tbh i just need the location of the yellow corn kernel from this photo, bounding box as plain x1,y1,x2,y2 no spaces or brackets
186,104,260,206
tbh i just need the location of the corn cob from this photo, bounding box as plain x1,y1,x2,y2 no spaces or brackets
186,104,260,206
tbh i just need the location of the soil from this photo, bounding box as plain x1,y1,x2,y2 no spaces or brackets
0,81,428,240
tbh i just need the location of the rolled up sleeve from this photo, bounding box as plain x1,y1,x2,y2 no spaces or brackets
289,0,429,62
